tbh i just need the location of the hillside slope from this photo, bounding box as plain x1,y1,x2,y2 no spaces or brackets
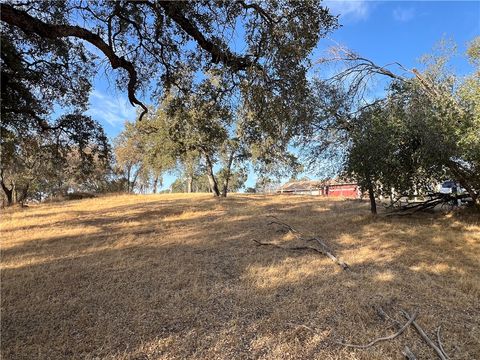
1,194,479,359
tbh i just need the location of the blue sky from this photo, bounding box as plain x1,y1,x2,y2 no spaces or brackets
87,1,480,190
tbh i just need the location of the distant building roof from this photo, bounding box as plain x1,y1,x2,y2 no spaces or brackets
277,178,357,192
278,180,324,192
326,178,358,186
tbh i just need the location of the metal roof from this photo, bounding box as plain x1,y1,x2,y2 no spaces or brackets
277,179,357,192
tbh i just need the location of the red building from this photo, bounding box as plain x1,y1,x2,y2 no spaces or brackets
324,181,359,198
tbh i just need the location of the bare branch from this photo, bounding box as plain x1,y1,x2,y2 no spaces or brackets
436,326,450,360
402,346,417,360
260,216,349,270
156,1,260,72
337,311,417,349
400,310,449,360
235,0,277,24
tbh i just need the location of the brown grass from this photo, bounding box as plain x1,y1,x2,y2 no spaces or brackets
1,194,479,359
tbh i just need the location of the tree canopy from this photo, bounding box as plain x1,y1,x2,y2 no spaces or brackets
2,1,477,213
1,0,337,122
1,0,339,203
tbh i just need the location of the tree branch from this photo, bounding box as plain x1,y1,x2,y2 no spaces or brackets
235,0,277,24
337,311,417,349
261,215,349,270
400,310,449,360
1,3,148,120
156,1,259,72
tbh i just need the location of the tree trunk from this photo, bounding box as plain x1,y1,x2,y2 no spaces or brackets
18,183,29,205
366,177,377,215
221,151,235,197
447,161,479,207
204,153,220,197
152,175,158,194
126,166,131,193
1,179,13,206
187,176,193,193
130,167,140,194
221,178,229,197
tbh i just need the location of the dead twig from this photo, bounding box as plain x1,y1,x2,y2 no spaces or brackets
266,215,300,234
337,311,417,349
253,239,328,256
436,326,450,360
402,345,417,360
263,216,349,270
286,322,315,332
268,220,298,233
306,236,349,270
377,306,403,330
400,310,449,360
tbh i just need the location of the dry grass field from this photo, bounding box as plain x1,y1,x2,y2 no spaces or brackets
1,194,479,359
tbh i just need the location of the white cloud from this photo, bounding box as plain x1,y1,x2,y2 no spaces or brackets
87,90,137,127
393,7,415,22
324,0,370,22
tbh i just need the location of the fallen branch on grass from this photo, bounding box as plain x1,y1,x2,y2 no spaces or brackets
436,326,449,360
385,193,470,216
337,311,417,349
402,345,417,360
338,307,452,360
258,216,349,270
400,310,449,360
267,218,299,234
253,239,347,268
253,239,316,253
376,306,403,329
306,236,350,270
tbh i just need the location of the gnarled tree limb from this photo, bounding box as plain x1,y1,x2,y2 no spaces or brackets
156,1,259,72
235,0,277,24
262,215,349,270
1,2,265,121
1,3,148,120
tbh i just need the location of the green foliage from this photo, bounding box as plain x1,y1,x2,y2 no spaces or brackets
305,36,480,208
254,176,280,194
1,4,108,204
466,37,480,67
1,15,95,134
113,116,178,193
162,80,231,158
2,1,337,122
217,167,248,193
2,1,337,201
1,114,110,204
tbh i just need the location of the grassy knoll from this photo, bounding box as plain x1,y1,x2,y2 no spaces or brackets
1,194,479,359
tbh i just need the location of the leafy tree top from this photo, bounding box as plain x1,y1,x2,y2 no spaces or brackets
1,0,338,124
